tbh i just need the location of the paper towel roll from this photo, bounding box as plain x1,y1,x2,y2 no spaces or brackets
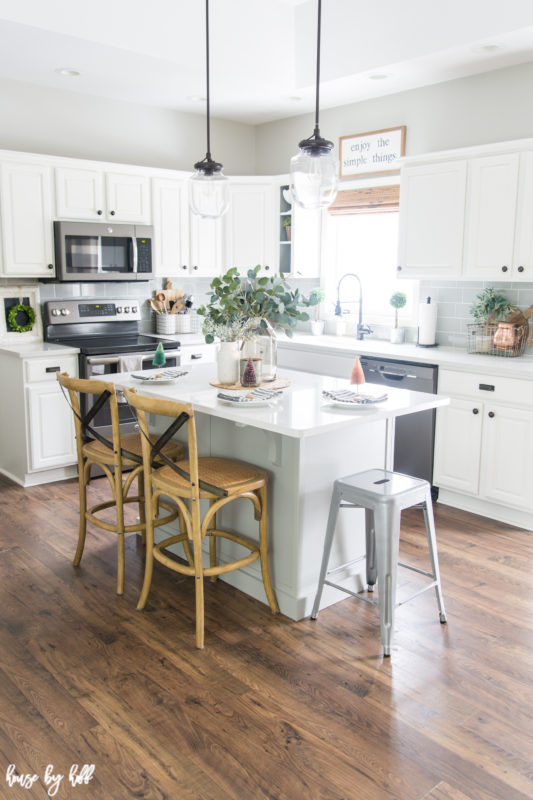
418,297,437,346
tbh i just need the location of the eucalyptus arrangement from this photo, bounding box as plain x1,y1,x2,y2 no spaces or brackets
469,288,512,322
197,266,315,343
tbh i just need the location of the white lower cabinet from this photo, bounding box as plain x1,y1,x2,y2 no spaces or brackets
434,369,533,523
0,351,78,486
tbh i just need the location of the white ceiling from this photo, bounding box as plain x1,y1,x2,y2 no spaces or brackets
0,0,533,125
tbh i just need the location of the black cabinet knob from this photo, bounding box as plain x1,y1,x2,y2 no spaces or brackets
110,210,115,216
97,209,103,215
193,265,198,271
397,265,402,272
47,263,54,270
501,265,508,272
264,265,270,271
488,411,495,418
518,265,525,273
182,265,187,270
472,408,479,414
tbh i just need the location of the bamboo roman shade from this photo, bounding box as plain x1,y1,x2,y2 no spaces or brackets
328,185,400,215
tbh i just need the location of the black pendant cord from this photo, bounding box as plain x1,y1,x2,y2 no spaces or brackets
313,0,322,136
205,0,212,161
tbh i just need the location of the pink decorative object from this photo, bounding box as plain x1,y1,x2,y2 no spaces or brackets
242,357,258,386
350,356,365,388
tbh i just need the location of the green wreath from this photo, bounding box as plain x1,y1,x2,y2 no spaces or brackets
7,304,35,333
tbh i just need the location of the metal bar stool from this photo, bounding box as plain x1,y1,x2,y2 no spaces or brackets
311,468,447,656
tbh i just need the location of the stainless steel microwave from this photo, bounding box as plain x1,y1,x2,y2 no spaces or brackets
52,221,154,282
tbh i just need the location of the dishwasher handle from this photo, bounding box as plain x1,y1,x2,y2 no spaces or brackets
379,368,417,381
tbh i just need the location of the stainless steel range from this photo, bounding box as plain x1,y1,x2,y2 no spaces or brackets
44,298,180,438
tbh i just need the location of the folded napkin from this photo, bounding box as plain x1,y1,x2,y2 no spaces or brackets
322,389,388,404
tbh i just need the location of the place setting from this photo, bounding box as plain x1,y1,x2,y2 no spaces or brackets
130,368,189,385
321,388,388,409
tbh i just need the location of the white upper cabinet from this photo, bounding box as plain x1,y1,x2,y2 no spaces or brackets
152,178,190,276
188,214,224,277
397,160,467,278
0,162,55,277
463,153,520,279
512,150,533,282
55,166,151,223
225,181,276,276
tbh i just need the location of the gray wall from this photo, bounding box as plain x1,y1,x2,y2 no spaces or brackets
0,77,256,175
255,61,533,174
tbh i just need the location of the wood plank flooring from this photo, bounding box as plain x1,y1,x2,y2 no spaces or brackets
0,474,532,800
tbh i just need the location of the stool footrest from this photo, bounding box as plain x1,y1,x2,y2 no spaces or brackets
324,580,378,607
398,560,436,580
326,554,366,577
396,581,438,607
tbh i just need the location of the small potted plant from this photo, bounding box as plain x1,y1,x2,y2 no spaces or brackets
390,291,407,343
308,287,326,335
469,287,513,353
282,216,292,241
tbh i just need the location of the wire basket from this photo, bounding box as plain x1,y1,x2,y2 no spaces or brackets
467,322,529,357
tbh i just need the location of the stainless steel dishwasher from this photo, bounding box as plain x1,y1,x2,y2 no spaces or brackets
360,357,438,491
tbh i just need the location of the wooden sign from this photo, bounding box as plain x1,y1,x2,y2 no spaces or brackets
339,126,406,179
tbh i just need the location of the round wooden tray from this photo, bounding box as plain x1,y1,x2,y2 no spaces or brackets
209,377,291,391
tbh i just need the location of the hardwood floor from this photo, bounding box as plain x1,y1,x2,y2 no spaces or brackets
0,473,532,800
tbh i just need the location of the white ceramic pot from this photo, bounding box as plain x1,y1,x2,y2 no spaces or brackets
310,320,325,336
390,327,405,344
216,341,240,385
156,315,175,334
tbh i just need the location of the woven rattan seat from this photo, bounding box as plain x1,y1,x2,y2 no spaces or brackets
123,387,279,649
58,373,183,595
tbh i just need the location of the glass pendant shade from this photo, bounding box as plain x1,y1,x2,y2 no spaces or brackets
290,146,338,210
189,166,229,219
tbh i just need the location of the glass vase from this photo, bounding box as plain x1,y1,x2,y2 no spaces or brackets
242,319,277,382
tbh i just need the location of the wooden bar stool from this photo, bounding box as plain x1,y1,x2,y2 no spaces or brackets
311,468,447,656
123,387,279,649
58,373,183,595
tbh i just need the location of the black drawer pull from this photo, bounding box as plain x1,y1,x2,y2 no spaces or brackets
46,366,61,373
479,383,495,392
488,411,495,418
472,408,479,414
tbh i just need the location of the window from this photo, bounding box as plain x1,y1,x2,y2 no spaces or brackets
323,184,417,326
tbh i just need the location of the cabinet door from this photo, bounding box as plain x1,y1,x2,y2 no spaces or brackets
292,205,322,279
152,178,189,276
27,383,76,471
0,162,54,277
433,398,482,494
106,173,151,223
513,150,533,282
189,214,223,277
226,182,275,274
480,404,533,511
397,160,467,278
463,153,519,279
55,167,105,219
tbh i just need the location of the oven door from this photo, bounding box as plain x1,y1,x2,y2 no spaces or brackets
80,349,180,435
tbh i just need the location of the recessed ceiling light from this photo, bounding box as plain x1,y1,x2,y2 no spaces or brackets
478,43,501,52
55,68,80,77
288,96,302,102
187,95,206,102
369,73,389,81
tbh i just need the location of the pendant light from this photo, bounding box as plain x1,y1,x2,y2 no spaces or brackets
289,0,338,210
189,0,229,219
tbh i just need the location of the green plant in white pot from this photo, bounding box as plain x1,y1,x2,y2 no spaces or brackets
308,287,326,335
390,291,407,343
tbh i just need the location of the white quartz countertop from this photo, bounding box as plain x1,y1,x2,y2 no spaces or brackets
0,341,80,358
101,362,448,439
278,333,533,378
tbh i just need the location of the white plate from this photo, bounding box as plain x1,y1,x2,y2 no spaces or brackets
217,394,277,408
326,398,383,410
132,374,182,385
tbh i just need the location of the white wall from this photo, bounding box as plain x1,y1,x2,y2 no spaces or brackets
0,77,256,175
255,61,533,174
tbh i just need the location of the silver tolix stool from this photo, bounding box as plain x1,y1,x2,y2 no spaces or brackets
311,468,447,656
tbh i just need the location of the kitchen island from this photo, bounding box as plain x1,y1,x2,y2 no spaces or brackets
102,363,448,620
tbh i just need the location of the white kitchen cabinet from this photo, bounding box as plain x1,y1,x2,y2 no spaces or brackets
463,153,520,280
0,350,78,486
225,181,276,275
397,160,467,279
55,166,151,223
0,162,55,278
434,369,533,520
152,178,190,276
186,214,224,277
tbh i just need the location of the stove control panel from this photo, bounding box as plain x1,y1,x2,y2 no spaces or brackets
44,299,142,325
